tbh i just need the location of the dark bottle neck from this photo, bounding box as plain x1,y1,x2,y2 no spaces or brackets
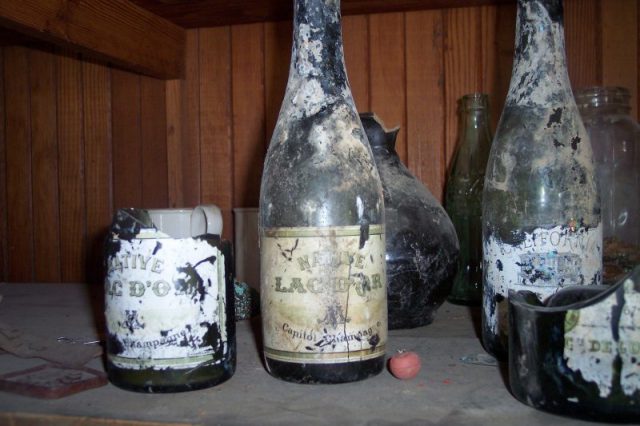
360,113,401,157
290,0,348,90
507,0,573,107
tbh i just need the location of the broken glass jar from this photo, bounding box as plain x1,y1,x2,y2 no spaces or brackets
509,266,640,421
104,208,236,392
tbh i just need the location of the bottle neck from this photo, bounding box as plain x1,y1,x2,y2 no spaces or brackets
459,94,491,143
507,0,572,107
291,0,347,87
457,96,492,172
461,108,490,135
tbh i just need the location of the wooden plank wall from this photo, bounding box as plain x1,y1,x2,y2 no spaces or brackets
0,0,638,283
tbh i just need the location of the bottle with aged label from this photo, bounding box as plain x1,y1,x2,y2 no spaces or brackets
259,0,387,383
104,208,236,392
509,266,640,421
446,93,493,306
482,0,602,360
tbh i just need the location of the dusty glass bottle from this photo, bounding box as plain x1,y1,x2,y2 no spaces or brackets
482,0,602,360
104,209,236,393
575,87,640,284
259,0,387,383
361,113,459,329
446,93,493,306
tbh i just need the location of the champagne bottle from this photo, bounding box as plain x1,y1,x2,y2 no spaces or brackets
446,93,493,306
104,209,236,392
259,0,387,383
482,0,602,360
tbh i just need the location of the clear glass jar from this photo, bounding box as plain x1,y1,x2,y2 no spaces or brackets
576,87,640,284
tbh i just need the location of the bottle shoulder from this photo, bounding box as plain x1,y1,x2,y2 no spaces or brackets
484,105,600,229
491,104,593,161
261,102,383,228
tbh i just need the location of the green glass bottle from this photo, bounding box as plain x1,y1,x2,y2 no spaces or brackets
446,93,493,306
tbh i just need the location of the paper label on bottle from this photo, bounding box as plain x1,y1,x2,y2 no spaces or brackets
261,225,387,364
483,223,602,335
619,283,640,396
105,238,227,370
564,279,640,398
563,290,617,397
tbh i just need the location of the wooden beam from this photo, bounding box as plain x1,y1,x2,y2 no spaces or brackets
131,0,514,28
0,0,185,79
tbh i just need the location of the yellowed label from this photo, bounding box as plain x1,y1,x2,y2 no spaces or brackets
261,225,387,364
563,279,640,397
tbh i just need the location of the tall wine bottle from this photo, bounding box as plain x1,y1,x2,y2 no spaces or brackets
259,0,387,384
482,0,602,360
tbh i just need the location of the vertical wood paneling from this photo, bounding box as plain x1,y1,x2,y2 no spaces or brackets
140,76,168,208
30,49,61,282
491,3,516,130
444,7,483,170
369,13,407,163
167,29,202,208
565,0,600,90
57,50,86,282
343,15,370,112
232,24,265,212
4,46,33,282
111,70,142,209
264,21,292,145
179,30,201,207
83,61,111,284
1,3,639,283
480,6,497,100
406,10,446,199
602,0,638,120
166,77,183,208
200,27,233,240
0,48,6,281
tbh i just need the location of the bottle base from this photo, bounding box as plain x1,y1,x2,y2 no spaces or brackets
106,361,235,393
264,356,385,384
481,331,508,361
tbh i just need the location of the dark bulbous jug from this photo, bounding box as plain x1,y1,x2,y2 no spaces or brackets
361,113,459,329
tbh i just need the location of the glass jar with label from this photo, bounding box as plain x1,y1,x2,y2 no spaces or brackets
104,208,236,392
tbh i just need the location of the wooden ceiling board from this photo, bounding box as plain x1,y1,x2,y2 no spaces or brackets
130,0,513,28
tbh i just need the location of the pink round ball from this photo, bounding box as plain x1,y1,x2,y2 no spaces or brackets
389,351,421,380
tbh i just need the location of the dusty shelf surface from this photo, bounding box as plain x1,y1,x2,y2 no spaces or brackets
0,282,618,425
